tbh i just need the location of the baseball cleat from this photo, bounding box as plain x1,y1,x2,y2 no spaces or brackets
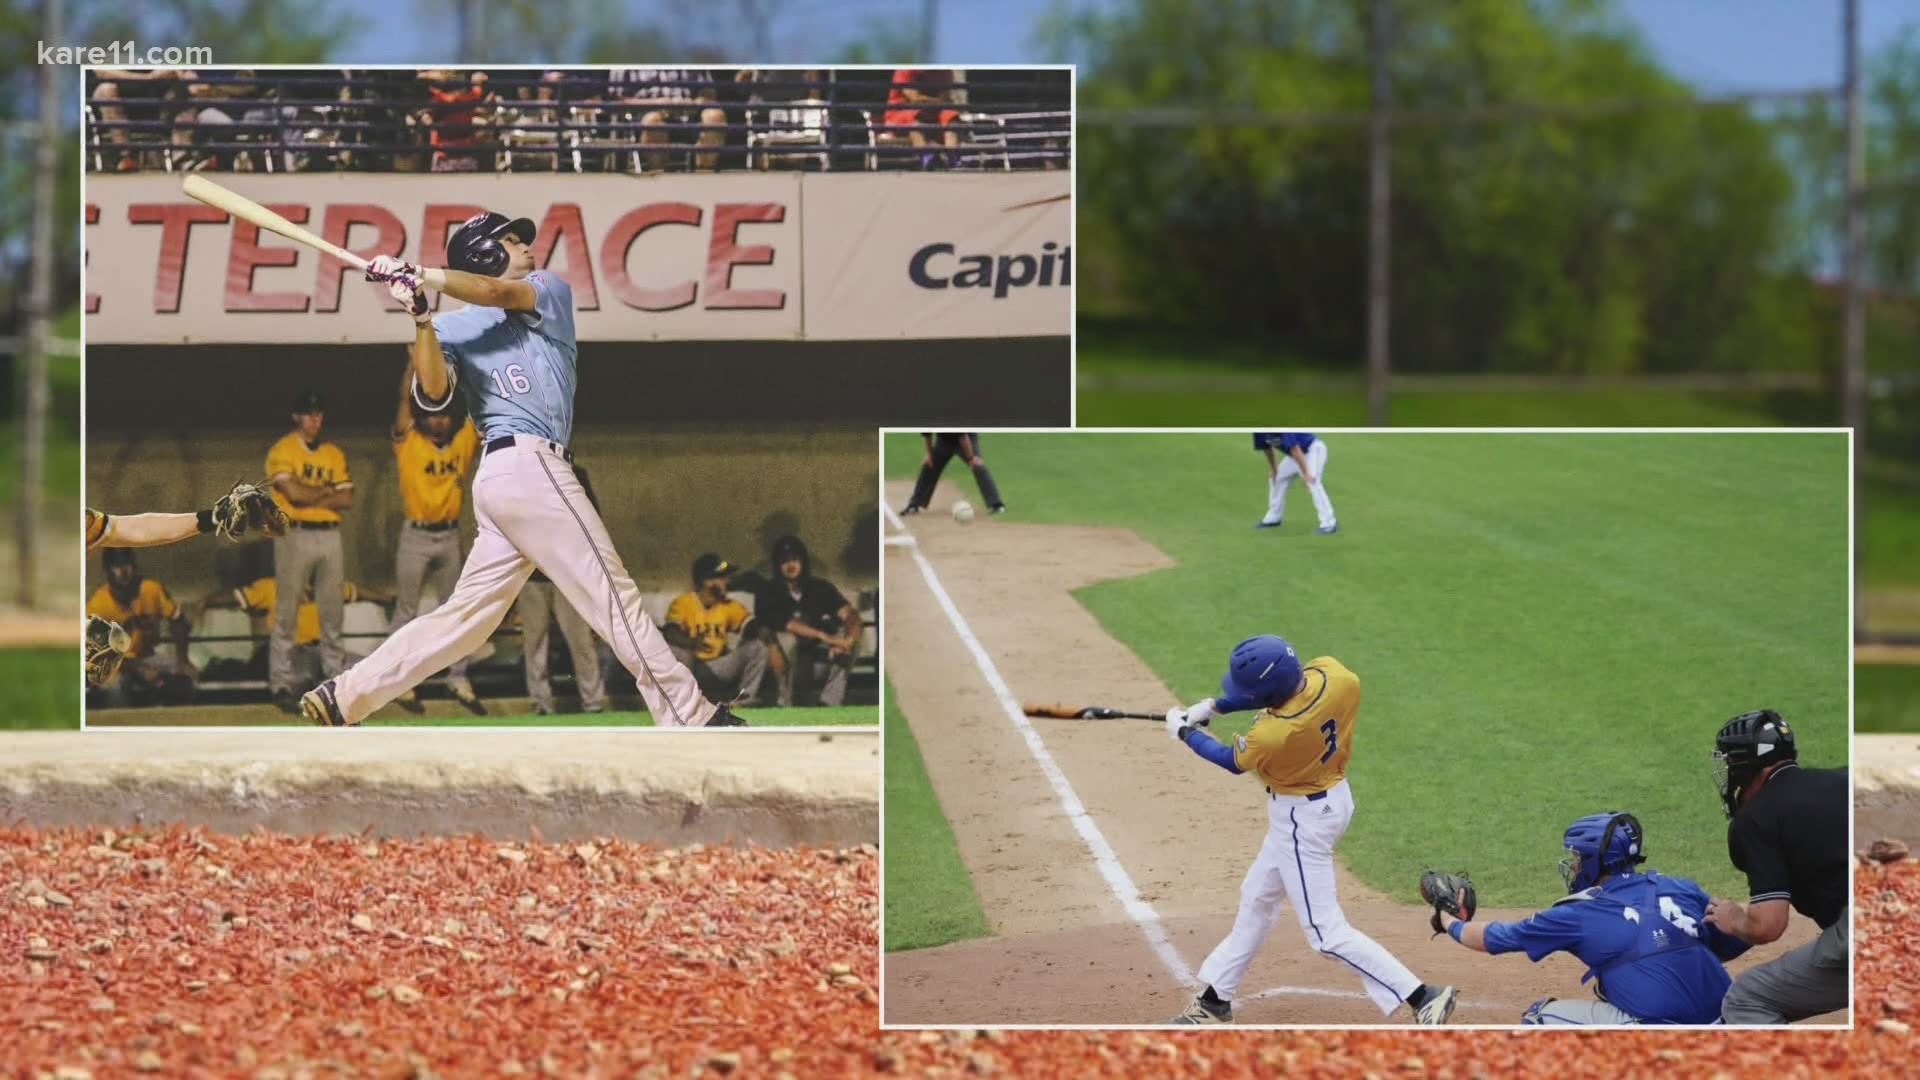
900,505,922,516
989,504,1007,514
272,689,302,716
449,679,488,716
1171,995,1230,1024
1316,523,1340,535
301,680,351,727
1414,985,1458,1025
1256,518,1282,529
395,689,426,715
706,704,749,727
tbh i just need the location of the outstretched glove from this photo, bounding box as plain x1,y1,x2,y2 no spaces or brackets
211,481,289,542
85,616,131,688
1420,870,1477,937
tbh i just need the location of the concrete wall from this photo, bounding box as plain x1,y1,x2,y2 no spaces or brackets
86,424,875,600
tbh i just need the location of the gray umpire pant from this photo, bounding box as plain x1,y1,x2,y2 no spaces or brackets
391,524,468,681
1721,917,1850,1024
518,578,607,712
669,638,771,705
774,631,850,707
271,525,347,694
1521,997,1640,1025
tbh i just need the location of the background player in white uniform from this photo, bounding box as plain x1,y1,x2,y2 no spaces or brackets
1253,432,1337,534
301,211,744,728
1163,634,1454,1024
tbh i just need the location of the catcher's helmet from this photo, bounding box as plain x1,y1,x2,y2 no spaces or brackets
1220,634,1303,710
445,211,535,277
1712,709,1797,819
1559,811,1646,893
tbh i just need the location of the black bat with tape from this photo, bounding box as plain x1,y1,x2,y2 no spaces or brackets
1023,703,1169,721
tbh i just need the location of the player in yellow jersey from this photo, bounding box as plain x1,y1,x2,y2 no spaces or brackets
264,391,353,713
663,553,769,704
386,364,484,714
1164,634,1458,1026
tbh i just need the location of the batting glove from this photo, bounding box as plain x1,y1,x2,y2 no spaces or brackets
1164,707,1191,741
366,254,424,289
1184,697,1217,728
389,280,431,324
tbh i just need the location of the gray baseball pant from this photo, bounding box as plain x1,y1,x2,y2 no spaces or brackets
670,637,771,705
1721,917,1849,1024
391,525,469,680
774,631,849,707
271,527,347,694
518,578,607,712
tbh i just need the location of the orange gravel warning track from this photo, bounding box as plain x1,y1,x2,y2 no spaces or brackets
4,826,877,1076
8,830,1919,1076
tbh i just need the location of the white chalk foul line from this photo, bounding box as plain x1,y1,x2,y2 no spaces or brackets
884,504,1195,987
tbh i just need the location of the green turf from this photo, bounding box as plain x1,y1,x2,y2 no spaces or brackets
1857,664,1920,733
884,678,990,952
891,432,1849,907
1077,387,1784,428
0,649,81,729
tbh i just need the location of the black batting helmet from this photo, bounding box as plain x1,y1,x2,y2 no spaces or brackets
445,211,535,277
1711,709,1798,818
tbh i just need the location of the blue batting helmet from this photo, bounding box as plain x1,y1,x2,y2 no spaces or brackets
1559,811,1646,893
1220,635,1304,710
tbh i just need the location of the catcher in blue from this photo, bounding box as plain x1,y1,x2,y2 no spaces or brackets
1426,812,1752,1024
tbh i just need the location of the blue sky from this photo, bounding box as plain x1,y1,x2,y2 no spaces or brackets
332,0,1918,86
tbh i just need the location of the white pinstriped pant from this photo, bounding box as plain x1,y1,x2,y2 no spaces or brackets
329,440,712,727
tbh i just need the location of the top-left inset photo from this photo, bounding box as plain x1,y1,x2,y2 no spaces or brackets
81,64,1069,728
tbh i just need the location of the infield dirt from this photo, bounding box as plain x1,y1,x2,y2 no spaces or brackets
881,479,1830,1026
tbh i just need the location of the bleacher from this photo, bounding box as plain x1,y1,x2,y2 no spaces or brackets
85,67,1072,175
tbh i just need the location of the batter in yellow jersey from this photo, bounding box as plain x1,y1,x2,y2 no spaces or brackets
1164,634,1459,1027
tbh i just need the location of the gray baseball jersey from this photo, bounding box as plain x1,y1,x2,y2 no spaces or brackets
423,271,578,444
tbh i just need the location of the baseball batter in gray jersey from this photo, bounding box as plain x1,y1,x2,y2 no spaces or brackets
301,211,745,727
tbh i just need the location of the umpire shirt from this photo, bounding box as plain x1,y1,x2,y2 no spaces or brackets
1727,763,1849,929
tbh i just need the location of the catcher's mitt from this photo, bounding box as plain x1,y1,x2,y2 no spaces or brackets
85,615,131,688
212,481,288,542
1420,869,1477,937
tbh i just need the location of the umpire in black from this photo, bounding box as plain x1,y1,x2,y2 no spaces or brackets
901,433,1005,516
1703,710,1849,1024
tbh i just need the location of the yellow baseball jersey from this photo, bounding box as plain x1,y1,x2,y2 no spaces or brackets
1231,656,1361,795
394,420,478,524
85,579,179,657
238,577,361,645
85,507,110,551
664,591,751,661
265,433,351,524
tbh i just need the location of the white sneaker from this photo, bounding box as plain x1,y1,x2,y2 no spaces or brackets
1414,985,1458,1025
1170,995,1230,1024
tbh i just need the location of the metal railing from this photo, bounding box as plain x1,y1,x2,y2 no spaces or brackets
85,68,1072,175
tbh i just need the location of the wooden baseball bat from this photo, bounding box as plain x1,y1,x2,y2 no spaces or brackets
181,174,370,271
1023,703,1164,721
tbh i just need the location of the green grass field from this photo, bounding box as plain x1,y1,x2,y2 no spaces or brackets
0,648,81,729
87,703,874,728
1857,664,1920,733
884,679,990,951
887,432,1849,908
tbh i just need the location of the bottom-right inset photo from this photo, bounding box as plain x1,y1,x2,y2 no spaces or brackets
880,429,1850,1028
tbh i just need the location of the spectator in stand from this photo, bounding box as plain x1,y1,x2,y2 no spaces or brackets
753,535,863,707
736,68,829,171
502,70,567,171
176,70,278,171
883,68,961,168
606,67,725,172
86,548,195,705
90,69,191,172
663,553,771,705
416,69,494,172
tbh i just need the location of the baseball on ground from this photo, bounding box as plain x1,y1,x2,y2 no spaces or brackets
952,500,975,524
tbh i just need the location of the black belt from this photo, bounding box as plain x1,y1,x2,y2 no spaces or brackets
290,520,339,531
1269,788,1329,801
408,520,459,532
486,434,572,462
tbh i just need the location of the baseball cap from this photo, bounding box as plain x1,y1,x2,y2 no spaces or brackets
692,553,735,582
291,390,325,414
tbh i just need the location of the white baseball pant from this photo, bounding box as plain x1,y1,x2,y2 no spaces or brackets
1265,440,1336,529
328,439,714,726
1196,779,1421,1016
